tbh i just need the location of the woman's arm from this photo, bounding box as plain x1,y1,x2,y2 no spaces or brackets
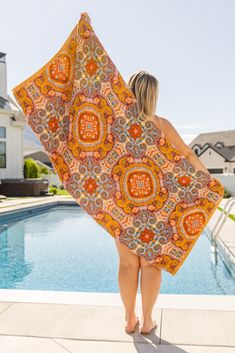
158,117,210,175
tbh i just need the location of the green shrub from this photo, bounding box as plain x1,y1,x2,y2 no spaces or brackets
223,187,231,198
24,158,40,178
49,186,58,195
39,165,49,175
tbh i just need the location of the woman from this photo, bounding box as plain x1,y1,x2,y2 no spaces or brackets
115,70,210,335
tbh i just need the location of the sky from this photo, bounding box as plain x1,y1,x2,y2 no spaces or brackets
1,0,235,144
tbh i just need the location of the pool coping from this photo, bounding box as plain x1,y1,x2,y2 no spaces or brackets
0,195,76,217
0,289,234,311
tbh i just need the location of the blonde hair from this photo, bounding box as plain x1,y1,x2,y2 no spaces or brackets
127,70,158,120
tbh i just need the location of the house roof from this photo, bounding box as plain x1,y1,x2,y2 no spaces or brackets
0,95,25,122
199,143,235,162
0,96,11,110
189,130,235,148
212,145,235,161
23,149,47,156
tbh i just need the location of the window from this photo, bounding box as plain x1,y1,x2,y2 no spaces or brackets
208,168,223,174
0,127,6,138
215,142,224,148
0,142,6,168
0,127,6,168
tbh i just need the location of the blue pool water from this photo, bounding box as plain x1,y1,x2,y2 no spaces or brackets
0,205,235,295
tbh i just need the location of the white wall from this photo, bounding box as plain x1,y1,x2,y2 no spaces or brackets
213,174,235,196
0,114,24,179
198,147,235,173
199,148,226,171
0,62,7,99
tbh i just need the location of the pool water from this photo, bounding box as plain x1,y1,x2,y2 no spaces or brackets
0,205,235,295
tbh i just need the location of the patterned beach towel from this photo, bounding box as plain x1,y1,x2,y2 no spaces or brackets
12,12,224,275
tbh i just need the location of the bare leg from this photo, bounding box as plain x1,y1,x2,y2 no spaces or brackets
140,257,162,332
114,237,140,331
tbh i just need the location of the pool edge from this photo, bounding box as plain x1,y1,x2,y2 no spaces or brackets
0,289,234,311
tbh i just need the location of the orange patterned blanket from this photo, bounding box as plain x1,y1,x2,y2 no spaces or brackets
12,12,224,275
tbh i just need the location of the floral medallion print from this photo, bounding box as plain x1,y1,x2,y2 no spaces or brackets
12,12,224,275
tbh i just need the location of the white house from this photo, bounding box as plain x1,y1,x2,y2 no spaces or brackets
189,130,235,174
0,52,25,179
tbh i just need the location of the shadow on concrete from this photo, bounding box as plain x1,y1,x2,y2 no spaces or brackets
128,327,188,352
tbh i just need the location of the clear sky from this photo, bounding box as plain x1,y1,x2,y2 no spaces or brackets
1,0,234,143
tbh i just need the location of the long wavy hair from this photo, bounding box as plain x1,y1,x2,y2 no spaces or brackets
127,70,159,120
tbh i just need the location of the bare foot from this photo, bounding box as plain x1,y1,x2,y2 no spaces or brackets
125,315,139,333
140,319,157,334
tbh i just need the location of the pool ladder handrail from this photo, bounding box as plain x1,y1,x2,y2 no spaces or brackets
211,196,235,246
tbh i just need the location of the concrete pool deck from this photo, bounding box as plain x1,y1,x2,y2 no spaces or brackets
0,292,234,353
0,195,235,352
0,194,73,214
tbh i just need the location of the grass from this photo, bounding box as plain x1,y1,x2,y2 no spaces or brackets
48,185,71,196
56,189,70,195
218,206,235,222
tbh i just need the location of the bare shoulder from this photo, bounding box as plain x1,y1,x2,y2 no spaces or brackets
154,115,174,132
155,114,191,154
154,114,185,145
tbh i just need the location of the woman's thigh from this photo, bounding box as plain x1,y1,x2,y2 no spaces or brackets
115,237,140,267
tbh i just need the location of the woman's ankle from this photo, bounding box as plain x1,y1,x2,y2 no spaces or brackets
141,313,154,324
125,312,137,322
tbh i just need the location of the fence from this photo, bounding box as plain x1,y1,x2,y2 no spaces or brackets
213,174,235,196
41,173,62,188
41,172,235,196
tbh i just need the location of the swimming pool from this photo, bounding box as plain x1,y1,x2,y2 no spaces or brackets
0,205,235,294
